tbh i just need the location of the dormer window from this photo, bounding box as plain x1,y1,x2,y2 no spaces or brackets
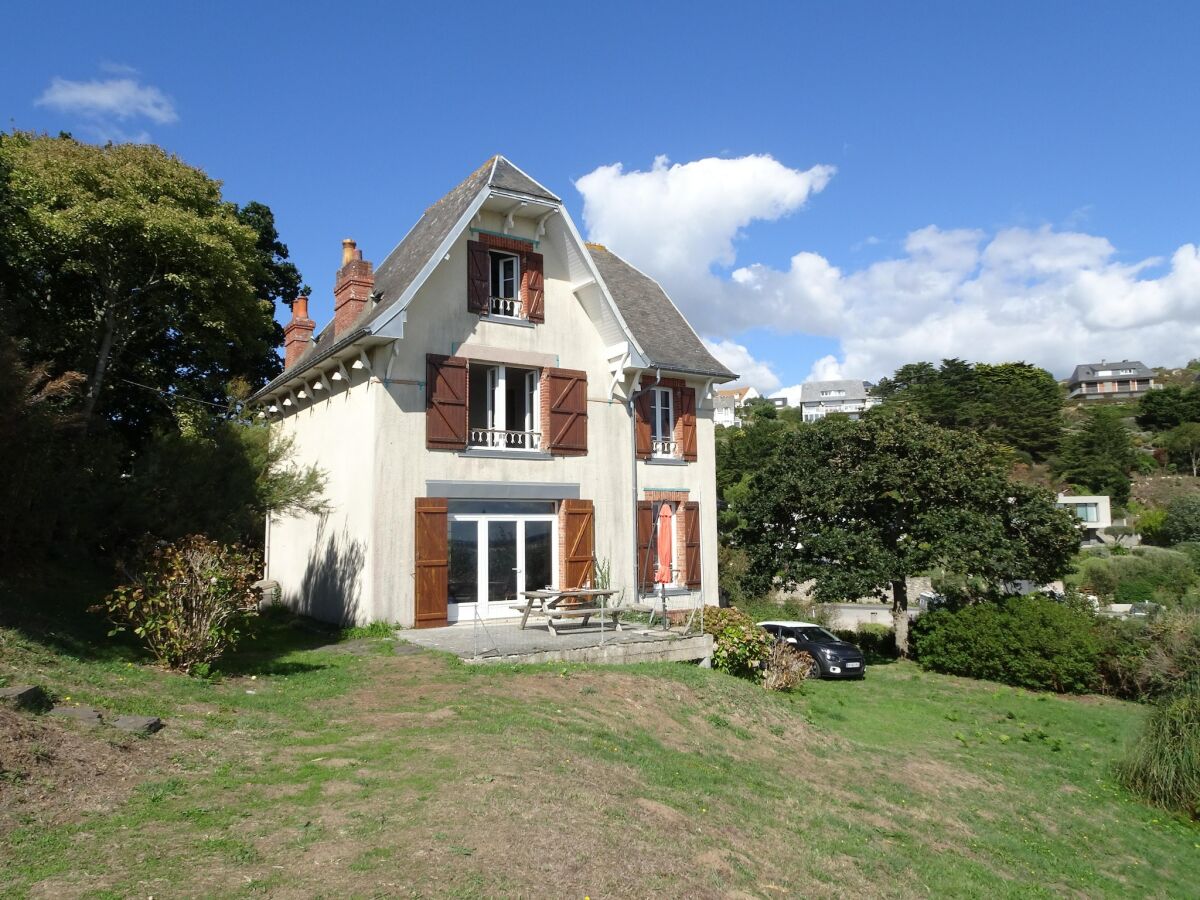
650,386,675,456
490,251,521,318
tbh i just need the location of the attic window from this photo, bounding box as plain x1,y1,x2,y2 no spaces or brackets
490,251,520,318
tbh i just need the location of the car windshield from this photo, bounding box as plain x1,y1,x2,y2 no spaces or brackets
795,627,839,643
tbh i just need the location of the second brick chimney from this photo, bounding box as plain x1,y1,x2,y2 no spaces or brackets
333,238,375,336
283,294,316,368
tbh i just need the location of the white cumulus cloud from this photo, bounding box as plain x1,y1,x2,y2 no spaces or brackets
35,73,177,143
701,339,781,394
576,154,1200,384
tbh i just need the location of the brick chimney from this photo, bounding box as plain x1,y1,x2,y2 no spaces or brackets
283,294,316,368
333,238,375,336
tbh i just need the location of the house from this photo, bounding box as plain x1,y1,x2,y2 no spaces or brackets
713,386,760,427
1056,493,1113,543
791,380,880,422
1066,360,1158,400
251,156,736,628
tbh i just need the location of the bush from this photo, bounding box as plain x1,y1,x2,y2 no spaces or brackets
1163,495,1200,546
1116,678,1200,819
1096,609,1200,700
96,535,261,673
835,623,897,660
761,642,810,692
911,595,1102,693
704,606,774,680
1069,547,1199,607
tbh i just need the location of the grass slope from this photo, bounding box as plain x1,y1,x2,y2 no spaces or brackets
2,571,1198,898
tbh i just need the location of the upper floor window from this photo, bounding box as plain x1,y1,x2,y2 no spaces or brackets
651,386,675,457
489,251,521,318
468,362,540,450
820,389,846,397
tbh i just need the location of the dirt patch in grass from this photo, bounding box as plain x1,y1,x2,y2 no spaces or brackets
0,708,174,834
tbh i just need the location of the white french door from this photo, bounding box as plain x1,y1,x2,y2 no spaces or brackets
447,511,557,621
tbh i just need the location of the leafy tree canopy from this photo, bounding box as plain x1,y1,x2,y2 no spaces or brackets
875,358,1064,461
734,410,1079,653
1053,406,1138,505
0,131,296,445
1137,384,1200,432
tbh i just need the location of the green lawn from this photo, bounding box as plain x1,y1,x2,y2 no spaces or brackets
1,571,1198,898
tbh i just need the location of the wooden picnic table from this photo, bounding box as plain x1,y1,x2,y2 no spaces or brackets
512,588,622,636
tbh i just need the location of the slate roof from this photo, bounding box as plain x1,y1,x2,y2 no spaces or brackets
586,244,735,380
799,380,871,404
253,156,733,399
1068,360,1154,385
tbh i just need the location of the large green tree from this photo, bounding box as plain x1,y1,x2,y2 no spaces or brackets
1054,407,1138,505
1163,422,1200,478
0,132,293,443
735,410,1079,654
875,358,1064,461
1137,385,1200,432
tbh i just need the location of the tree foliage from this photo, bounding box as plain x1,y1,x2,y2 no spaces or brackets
1137,385,1200,432
734,410,1079,654
875,358,1064,461
1163,495,1200,546
1163,423,1200,477
1053,406,1138,505
0,131,292,444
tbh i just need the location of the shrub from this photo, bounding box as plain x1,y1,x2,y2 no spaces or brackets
1115,678,1200,819
1096,609,1200,700
839,623,897,660
1163,495,1200,545
97,535,261,673
910,595,1102,693
704,606,774,679
761,642,810,692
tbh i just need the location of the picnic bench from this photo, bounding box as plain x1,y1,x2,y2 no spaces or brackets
513,588,622,636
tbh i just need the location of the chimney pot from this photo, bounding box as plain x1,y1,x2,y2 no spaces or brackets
292,295,309,320
341,238,357,266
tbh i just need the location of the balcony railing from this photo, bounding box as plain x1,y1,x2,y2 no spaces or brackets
651,438,677,457
469,428,541,451
488,296,524,319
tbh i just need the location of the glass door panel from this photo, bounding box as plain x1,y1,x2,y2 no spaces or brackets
487,521,518,607
524,520,553,593
447,520,478,605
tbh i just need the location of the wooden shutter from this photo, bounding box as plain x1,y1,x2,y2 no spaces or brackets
677,387,697,461
562,499,595,589
426,354,468,450
414,498,448,628
634,391,653,460
523,251,545,323
636,501,654,592
467,240,490,314
683,501,702,589
547,367,587,455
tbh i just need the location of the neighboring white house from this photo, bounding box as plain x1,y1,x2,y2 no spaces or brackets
251,156,736,628
1056,494,1113,543
789,380,880,422
713,386,760,427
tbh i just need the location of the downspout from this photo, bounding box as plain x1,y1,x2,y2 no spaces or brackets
628,367,662,601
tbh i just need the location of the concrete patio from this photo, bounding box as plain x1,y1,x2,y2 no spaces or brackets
398,618,713,666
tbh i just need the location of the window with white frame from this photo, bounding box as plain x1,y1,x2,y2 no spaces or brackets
489,251,521,318
467,363,540,450
650,386,675,456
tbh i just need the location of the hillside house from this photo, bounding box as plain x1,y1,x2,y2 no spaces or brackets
794,380,880,422
251,157,735,627
713,386,760,427
1067,361,1158,400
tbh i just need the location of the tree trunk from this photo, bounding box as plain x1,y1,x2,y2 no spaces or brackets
82,300,117,428
892,578,910,658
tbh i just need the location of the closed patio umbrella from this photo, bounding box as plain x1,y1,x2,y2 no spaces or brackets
655,504,673,584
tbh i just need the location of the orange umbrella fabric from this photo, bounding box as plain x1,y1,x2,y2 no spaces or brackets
655,503,673,584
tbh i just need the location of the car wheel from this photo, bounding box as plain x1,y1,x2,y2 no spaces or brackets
806,655,823,679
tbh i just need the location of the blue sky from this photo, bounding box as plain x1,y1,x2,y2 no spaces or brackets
5,1,1199,393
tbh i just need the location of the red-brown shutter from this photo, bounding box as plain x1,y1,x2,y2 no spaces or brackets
678,387,698,462
426,354,468,450
562,499,595,589
523,251,545,323
467,240,490,314
636,501,654,592
683,501,702,589
414,498,448,628
634,391,653,460
547,367,587,455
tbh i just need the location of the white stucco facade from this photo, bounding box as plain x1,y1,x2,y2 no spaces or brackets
262,190,726,627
